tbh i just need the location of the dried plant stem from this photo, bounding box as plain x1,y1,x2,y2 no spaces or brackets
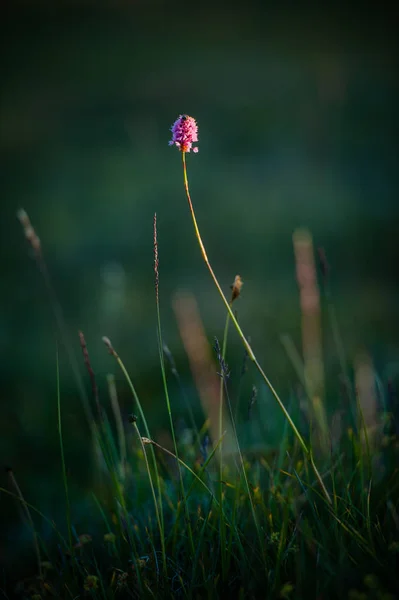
181,152,332,504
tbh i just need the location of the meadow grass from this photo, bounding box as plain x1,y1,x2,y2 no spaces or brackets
3,139,399,599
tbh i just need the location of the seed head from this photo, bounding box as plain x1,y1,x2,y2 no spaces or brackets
141,437,153,445
230,275,243,303
169,114,198,153
102,336,118,358
17,208,42,256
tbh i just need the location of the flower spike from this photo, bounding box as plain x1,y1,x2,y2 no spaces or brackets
169,114,199,153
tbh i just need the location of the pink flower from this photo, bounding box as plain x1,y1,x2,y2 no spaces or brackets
169,114,199,153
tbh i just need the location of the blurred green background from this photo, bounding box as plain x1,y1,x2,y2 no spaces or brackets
1,0,399,569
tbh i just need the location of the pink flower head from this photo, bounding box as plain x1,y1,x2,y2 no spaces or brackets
169,114,198,153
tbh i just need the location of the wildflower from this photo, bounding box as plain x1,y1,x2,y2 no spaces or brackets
169,114,198,153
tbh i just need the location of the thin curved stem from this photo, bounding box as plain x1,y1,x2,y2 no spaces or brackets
181,151,331,505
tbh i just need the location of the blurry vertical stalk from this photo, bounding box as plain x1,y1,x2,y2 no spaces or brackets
107,373,127,481
56,346,72,552
218,276,243,579
180,152,332,504
219,308,230,580
355,352,378,457
293,229,328,452
172,291,233,456
219,276,243,454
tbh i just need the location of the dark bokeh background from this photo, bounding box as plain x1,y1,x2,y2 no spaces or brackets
1,0,399,568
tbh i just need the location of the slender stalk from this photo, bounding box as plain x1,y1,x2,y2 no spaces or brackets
154,214,195,556
218,310,231,580
102,338,165,536
56,347,73,552
181,151,331,504
143,436,222,510
215,340,266,566
220,311,231,447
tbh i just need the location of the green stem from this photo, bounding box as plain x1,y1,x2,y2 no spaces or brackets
133,422,166,574
147,436,222,511
181,151,331,505
107,349,165,539
219,311,231,453
154,216,195,557
221,366,266,566
218,310,231,580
